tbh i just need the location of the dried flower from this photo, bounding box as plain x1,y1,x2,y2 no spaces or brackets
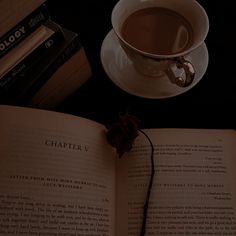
105,113,140,157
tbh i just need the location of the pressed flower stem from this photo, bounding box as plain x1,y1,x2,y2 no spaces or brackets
139,129,155,236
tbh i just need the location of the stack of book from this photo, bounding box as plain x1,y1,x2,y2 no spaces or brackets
0,0,92,109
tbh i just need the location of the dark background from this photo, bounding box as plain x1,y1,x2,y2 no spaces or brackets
45,0,235,129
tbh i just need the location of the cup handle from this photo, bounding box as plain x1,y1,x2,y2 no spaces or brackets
165,57,195,87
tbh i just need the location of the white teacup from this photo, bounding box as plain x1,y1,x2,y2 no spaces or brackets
111,0,209,87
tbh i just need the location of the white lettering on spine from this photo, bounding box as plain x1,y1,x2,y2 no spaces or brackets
0,26,25,51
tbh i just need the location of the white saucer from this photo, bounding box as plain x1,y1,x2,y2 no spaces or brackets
100,30,209,99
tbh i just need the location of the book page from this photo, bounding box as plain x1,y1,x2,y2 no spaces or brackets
0,105,116,236
116,128,236,236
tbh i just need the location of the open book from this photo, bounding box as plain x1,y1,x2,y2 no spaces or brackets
0,105,236,236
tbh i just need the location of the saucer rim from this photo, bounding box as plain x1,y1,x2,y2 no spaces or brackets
100,29,209,99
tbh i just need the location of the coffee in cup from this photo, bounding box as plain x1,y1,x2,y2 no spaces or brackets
121,7,194,55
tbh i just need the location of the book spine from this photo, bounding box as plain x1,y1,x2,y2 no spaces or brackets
18,33,81,104
0,24,65,90
0,4,50,58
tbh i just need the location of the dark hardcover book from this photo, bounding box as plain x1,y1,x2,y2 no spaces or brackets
0,27,81,105
0,20,65,91
28,47,92,109
0,4,50,58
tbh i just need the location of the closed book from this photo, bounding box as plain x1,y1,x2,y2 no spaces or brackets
0,20,64,92
1,27,83,105
28,46,92,109
0,3,50,58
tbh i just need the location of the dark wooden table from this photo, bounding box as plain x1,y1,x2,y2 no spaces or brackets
46,0,236,129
